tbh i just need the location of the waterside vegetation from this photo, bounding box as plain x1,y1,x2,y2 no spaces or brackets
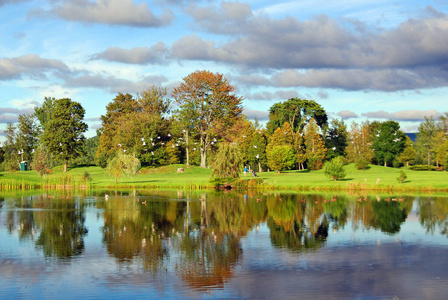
1,163,448,193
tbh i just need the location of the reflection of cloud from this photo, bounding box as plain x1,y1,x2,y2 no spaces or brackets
231,244,448,299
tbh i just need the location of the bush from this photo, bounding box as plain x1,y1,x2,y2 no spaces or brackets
355,159,368,170
323,157,346,181
409,165,438,171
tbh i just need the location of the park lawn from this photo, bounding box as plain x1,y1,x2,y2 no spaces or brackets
1,163,448,191
257,164,448,190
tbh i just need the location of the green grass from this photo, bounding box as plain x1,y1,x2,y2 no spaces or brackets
1,163,448,192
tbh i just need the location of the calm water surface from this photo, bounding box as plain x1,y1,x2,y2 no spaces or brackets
1,190,448,299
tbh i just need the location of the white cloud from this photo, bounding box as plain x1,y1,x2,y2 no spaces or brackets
29,0,174,27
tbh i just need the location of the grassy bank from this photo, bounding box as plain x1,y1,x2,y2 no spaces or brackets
1,163,448,192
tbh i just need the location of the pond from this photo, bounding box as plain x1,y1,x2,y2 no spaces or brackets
1,190,448,299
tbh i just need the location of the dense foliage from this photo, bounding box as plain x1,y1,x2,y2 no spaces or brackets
1,70,447,174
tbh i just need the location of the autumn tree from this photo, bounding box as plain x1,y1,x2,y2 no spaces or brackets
172,70,243,168
304,119,327,170
40,98,88,172
398,136,416,167
372,121,406,167
266,98,328,135
31,145,52,177
346,121,374,164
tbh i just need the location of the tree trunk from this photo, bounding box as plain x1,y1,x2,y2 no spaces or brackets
384,161,387,167
258,161,262,173
200,150,207,168
185,129,190,166
64,159,68,172
428,148,431,165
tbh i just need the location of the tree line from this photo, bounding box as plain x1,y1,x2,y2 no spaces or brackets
1,70,447,176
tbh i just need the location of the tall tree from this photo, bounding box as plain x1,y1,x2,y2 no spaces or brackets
34,97,56,133
416,116,438,165
266,98,328,135
1,123,19,171
304,119,327,170
372,121,406,167
172,70,243,168
40,98,88,172
398,136,416,167
346,121,374,164
96,93,138,167
211,143,243,178
325,118,348,160
15,114,39,164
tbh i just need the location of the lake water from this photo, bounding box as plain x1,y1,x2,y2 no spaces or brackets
1,190,448,299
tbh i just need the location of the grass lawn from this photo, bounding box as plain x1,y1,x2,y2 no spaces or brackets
1,163,448,192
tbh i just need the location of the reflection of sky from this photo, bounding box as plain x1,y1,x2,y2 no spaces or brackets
2,197,448,299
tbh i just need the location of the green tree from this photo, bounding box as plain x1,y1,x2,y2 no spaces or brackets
96,93,139,167
15,113,39,164
325,118,348,160
172,70,243,168
34,97,56,133
106,151,141,184
372,121,406,167
40,98,88,172
397,168,407,183
211,143,243,178
323,157,346,181
266,98,328,135
267,145,295,173
1,122,19,171
416,116,438,165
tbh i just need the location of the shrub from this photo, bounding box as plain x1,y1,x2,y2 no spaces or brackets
409,165,438,171
355,159,368,170
323,157,346,181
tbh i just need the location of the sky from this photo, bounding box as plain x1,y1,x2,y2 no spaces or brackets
1,0,448,141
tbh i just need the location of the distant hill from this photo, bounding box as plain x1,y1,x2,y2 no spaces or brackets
406,133,417,142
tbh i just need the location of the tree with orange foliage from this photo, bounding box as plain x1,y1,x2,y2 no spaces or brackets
172,70,243,168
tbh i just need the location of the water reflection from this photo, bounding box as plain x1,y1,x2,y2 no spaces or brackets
1,190,448,299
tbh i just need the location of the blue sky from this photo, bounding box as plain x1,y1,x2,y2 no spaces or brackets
1,0,448,141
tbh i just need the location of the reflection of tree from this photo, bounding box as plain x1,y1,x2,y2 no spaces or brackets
356,200,410,235
35,199,87,258
177,196,243,290
178,230,241,291
323,196,348,231
267,195,329,251
418,197,448,237
102,197,185,273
